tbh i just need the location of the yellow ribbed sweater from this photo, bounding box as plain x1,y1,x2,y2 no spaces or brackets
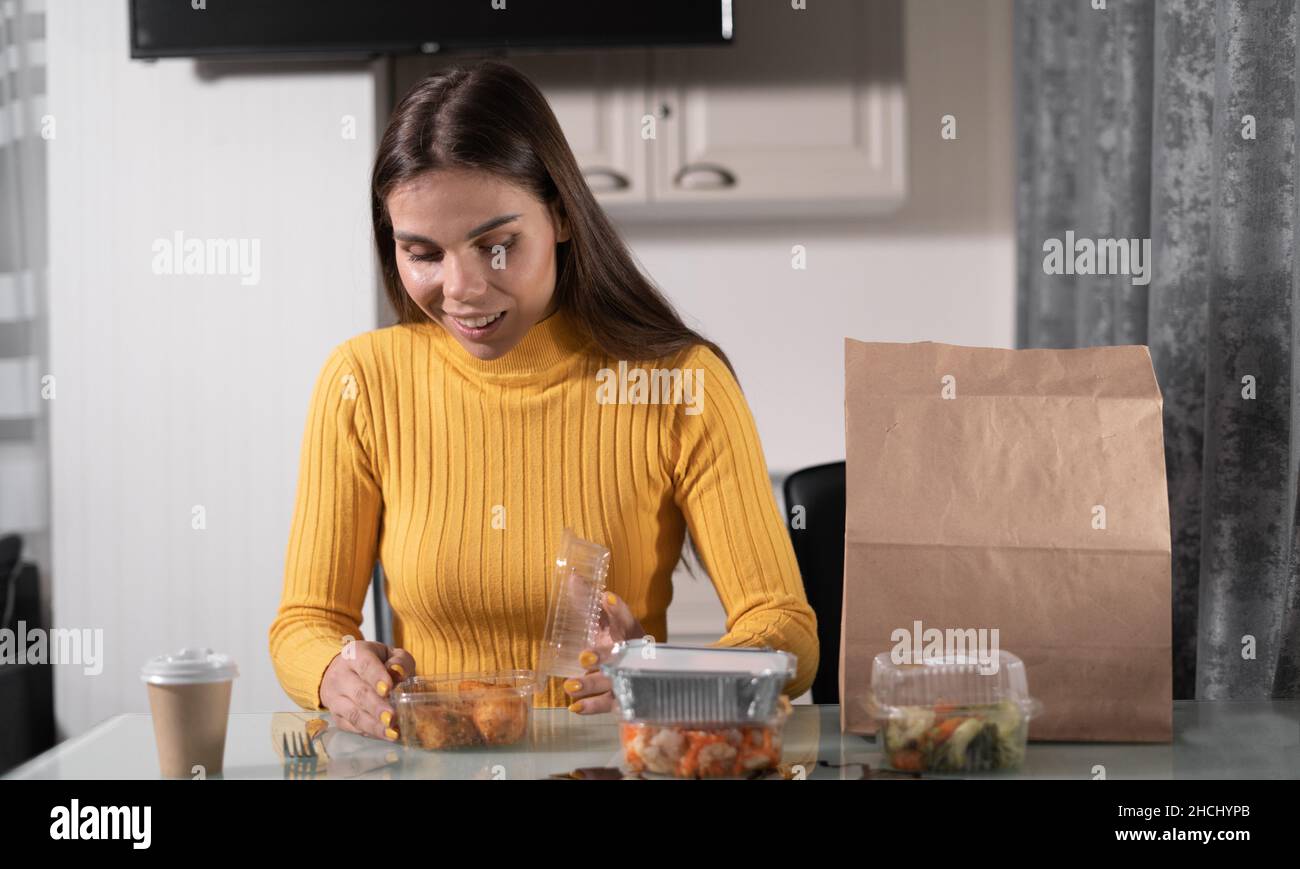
269,308,818,710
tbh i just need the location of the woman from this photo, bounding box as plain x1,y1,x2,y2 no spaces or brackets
269,60,818,742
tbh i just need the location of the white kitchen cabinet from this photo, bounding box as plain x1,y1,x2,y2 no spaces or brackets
391,0,905,219
641,0,905,218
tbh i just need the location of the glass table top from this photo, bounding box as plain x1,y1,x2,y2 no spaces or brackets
6,701,1298,780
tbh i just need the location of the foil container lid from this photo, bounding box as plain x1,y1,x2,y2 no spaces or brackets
602,640,797,725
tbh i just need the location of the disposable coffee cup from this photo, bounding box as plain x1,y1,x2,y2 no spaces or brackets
140,648,238,778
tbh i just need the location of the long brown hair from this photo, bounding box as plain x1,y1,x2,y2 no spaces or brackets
370,59,734,376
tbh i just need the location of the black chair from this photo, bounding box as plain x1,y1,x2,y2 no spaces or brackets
782,461,846,704
372,561,394,648
0,534,55,774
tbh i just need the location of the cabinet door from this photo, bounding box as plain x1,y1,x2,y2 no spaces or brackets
504,51,650,207
649,0,904,213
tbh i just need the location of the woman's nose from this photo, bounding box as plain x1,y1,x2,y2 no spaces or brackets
440,252,488,302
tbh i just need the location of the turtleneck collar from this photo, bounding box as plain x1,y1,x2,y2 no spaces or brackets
420,307,595,382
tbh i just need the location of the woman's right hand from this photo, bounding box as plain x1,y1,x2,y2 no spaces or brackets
319,640,416,742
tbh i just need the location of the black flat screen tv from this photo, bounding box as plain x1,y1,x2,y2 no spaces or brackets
129,0,735,59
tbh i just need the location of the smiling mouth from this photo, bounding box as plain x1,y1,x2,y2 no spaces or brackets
447,309,507,337
451,311,505,328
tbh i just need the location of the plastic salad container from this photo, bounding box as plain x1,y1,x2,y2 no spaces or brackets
619,697,792,778
868,651,1042,773
536,530,611,689
391,671,536,750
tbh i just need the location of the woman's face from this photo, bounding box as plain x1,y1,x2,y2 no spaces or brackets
387,167,570,361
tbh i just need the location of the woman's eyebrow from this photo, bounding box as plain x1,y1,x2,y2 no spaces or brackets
394,213,522,247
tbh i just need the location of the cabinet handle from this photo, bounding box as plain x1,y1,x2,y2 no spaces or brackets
582,168,631,192
672,163,737,190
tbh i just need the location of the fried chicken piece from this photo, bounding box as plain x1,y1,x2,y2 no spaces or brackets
454,679,528,745
410,701,482,749
471,691,529,745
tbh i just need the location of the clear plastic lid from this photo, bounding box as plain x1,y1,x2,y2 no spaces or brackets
536,529,611,685
391,671,537,702
867,650,1041,719
140,647,239,685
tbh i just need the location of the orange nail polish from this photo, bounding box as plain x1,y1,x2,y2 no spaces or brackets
376,680,389,697
390,663,406,679
569,701,584,714
563,679,582,694
578,650,598,668
606,592,618,606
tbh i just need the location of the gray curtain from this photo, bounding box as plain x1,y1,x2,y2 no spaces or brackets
1017,0,1300,700
0,0,50,620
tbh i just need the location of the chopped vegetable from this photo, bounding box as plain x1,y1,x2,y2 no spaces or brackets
932,716,965,744
881,700,1027,772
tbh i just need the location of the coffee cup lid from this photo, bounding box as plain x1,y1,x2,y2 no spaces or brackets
140,647,239,685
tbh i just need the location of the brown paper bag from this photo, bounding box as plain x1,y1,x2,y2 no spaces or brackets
840,340,1172,742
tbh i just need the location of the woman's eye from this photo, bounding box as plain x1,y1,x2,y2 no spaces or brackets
404,236,515,264
481,236,518,254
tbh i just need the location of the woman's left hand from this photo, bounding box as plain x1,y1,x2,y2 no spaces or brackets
564,592,647,714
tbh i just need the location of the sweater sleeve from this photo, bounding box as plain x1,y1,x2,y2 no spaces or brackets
269,341,382,711
665,346,820,699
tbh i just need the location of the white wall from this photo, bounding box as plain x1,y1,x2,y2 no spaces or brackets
46,0,380,736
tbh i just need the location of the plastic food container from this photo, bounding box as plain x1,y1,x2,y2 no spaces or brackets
536,530,611,686
603,640,797,725
620,698,792,778
867,651,1041,772
391,671,536,750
